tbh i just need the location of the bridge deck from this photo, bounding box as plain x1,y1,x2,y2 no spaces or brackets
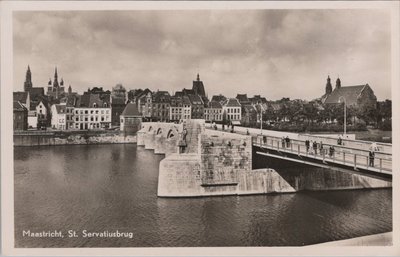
252,136,392,175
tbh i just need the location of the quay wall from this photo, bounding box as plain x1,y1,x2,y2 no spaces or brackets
14,131,136,147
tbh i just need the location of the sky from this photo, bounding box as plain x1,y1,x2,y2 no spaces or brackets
13,9,392,100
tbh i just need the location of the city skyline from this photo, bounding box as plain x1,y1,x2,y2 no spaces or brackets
14,9,391,100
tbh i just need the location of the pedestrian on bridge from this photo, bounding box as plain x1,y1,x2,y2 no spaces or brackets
369,150,375,167
305,139,310,153
337,136,343,145
329,146,335,158
285,136,291,148
319,141,324,155
282,137,286,148
312,141,318,155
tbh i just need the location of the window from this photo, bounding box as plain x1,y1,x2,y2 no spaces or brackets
85,110,88,114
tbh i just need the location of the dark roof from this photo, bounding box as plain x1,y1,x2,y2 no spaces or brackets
76,94,110,108
13,92,28,103
324,85,368,105
182,88,195,96
188,94,203,105
182,95,191,105
121,103,141,117
13,101,26,111
153,91,171,102
60,95,79,107
207,101,222,109
55,104,66,114
236,94,250,103
249,95,267,104
174,91,184,97
223,98,241,107
211,94,227,103
28,87,45,100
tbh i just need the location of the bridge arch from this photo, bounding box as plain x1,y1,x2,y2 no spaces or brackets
157,128,163,135
148,126,153,132
167,129,175,139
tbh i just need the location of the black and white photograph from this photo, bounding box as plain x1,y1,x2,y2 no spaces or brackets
1,1,399,255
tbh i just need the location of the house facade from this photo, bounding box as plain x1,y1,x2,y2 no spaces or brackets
222,98,242,124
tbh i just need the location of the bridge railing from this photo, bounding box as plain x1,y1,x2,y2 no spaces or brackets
253,135,392,173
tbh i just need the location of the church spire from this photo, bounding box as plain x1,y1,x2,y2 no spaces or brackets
325,75,332,95
197,73,200,81
53,66,59,88
24,65,33,92
336,77,341,89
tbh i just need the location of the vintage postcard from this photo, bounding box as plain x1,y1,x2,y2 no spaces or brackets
1,1,399,256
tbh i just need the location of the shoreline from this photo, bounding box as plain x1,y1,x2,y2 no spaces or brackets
14,131,137,147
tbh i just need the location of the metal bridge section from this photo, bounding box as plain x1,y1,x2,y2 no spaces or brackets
252,135,392,181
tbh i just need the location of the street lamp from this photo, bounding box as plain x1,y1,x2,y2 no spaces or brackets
338,96,346,135
257,103,265,136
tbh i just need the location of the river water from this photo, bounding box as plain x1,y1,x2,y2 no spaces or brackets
14,144,392,247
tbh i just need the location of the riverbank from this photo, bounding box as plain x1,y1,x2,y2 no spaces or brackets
14,130,136,146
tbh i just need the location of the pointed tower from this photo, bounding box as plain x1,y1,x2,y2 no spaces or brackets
53,67,59,88
68,85,72,94
336,77,341,89
24,65,33,92
193,73,206,97
325,75,332,95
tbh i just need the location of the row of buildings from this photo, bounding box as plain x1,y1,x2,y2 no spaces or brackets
13,66,379,132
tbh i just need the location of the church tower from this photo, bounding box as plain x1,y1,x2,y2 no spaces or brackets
336,77,341,89
53,67,59,89
192,73,206,97
24,65,33,92
325,75,332,95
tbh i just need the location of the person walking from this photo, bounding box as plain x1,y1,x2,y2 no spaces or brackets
285,136,290,148
369,150,375,167
312,141,318,155
329,146,335,158
337,136,342,145
319,141,324,155
282,137,286,148
305,139,310,153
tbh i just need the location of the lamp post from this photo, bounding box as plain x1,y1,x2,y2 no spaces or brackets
339,96,346,135
258,103,265,136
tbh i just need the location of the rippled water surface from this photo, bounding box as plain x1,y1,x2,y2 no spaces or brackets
14,144,392,247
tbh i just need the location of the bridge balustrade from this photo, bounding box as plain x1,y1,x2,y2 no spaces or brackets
253,135,392,174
